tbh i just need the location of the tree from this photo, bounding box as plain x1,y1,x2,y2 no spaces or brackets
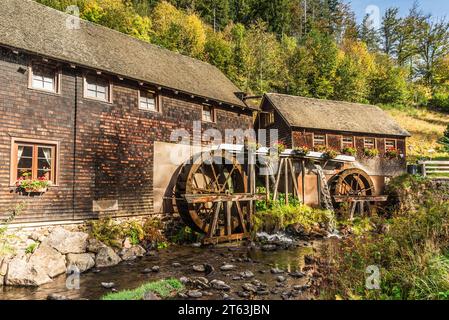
415,19,449,88
359,14,380,52
290,29,338,99
369,54,409,105
151,2,206,58
381,7,401,56
439,125,449,152
334,39,375,103
241,21,282,94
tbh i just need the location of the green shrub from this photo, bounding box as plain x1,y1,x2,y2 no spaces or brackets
123,220,145,245
254,203,333,234
320,192,449,300
88,218,124,249
342,147,357,156
142,218,167,245
363,148,379,158
170,226,201,244
25,242,38,254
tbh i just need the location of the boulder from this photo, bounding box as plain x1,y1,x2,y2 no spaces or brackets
0,257,9,286
66,253,95,273
87,238,107,253
43,227,88,254
119,245,146,261
28,244,66,278
210,279,230,291
6,257,52,286
95,247,121,268
220,264,236,271
143,292,161,300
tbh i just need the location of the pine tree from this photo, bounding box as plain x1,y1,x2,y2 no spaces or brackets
440,125,449,152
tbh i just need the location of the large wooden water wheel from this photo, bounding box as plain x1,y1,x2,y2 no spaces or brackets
330,168,376,218
175,150,251,241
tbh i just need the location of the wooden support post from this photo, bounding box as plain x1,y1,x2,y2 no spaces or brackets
284,158,289,205
265,174,270,202
226,201,232,235
208,202,221,238
272,158,284,201
288,159,300,200
301,160,306,204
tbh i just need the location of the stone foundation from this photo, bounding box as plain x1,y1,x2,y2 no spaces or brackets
0,215,170,287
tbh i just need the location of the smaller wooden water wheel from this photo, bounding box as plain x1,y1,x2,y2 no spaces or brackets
175,150,249,240
330,168,375,218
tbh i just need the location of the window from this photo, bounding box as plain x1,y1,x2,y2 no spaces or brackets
29,64,59,93
84,75,110,102
313,134,326,146
11,140,57,185
385,139,397,150
342,136,354,148
139,90,159,112
202,105,215,122
364,138,376,149
261,112,274,127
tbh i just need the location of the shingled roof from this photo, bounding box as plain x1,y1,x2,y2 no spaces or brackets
264,93,411,137
0,0,246,108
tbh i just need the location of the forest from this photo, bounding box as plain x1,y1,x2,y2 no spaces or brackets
35,0,449,111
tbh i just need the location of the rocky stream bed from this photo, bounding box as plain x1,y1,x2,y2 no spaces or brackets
0,240,324,300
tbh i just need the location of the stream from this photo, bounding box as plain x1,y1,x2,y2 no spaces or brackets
0,241,323,300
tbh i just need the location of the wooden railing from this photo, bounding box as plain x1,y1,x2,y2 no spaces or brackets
418,161,449,177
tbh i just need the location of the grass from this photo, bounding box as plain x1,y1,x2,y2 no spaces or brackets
382,105,449,161
101,279,184,300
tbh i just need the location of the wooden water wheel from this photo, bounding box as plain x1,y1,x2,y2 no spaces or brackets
175,150,252,242
330,168,376,218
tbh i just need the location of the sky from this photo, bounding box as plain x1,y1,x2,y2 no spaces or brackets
347,0,449,23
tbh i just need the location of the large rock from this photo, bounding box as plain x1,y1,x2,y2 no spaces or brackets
95,247,121,268
6,257,51,286
28,244,66,278
66,253,95,273
43,227,88,254
119,245,146,261
87,238,107,253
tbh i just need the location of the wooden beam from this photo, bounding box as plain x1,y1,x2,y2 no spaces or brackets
333,195,388,203
202,233,249,245
183,193,265,204
272,158,284,201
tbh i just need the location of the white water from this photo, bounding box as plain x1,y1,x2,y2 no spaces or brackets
313,164,338,235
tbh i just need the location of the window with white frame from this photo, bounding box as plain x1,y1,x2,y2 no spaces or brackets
139,90,158,112
84,75,110,102
342,136,354,148
202,105,214,122
364,138,376,149
30,64,58,92
385,139,397,150
313,134,326,146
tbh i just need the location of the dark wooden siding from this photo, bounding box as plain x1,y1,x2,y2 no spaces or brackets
0,48,253,223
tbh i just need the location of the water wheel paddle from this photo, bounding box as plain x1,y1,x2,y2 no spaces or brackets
175,150,248,235
330,168,375,217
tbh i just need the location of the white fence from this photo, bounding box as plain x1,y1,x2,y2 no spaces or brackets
418,161,449,177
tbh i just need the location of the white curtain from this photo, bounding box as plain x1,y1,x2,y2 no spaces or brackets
17,146,24,161
42,148,52,167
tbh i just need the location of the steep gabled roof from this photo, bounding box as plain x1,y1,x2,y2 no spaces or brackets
0,0,246,108
264,93,411,137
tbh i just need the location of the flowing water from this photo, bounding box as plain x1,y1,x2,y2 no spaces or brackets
0,242,323,300
313,164,338,235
